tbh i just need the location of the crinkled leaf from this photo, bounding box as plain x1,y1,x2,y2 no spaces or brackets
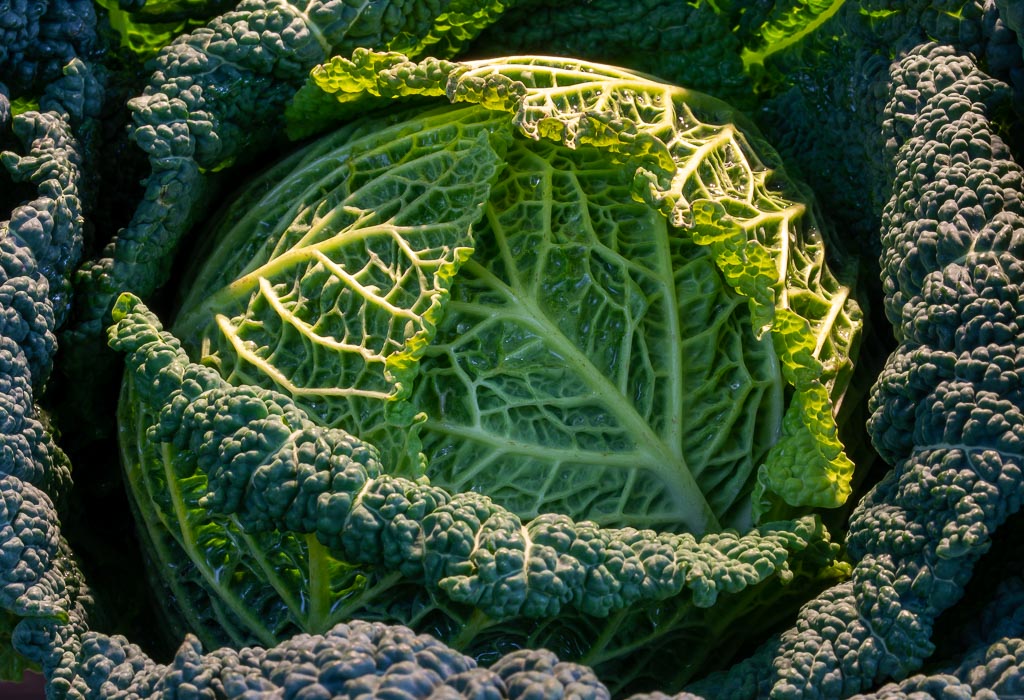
175,105,510,472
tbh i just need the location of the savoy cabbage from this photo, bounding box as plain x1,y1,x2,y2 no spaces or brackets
111,52,861,691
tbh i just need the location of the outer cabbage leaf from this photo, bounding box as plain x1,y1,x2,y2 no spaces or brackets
0,61,96,683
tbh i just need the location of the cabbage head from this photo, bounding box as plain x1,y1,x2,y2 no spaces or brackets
113,50,863,692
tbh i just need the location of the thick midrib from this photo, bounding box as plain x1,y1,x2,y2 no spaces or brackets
137,367,309,643
123,398,239,645
305,534,332,633
157,447,279,647
651,214,687,492
179,222,408,327
456,259,721,534
419,419,651,468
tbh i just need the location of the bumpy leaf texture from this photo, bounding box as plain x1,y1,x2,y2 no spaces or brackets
0,0,98,94
49,619,618,700
0,62,96,680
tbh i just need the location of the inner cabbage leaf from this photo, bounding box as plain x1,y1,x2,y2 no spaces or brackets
174,52,862,537
410,137,782,532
